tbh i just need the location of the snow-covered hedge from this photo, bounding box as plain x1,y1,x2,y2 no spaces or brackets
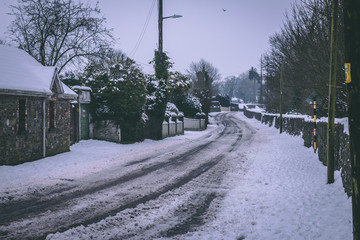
173,94,203,118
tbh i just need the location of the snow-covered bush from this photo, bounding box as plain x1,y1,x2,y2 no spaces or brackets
82,49,147,142
174,94,203,118
166,102,179,113
144,74,168,139
196,112,206,119
164,102,180,120
168,71,192,102
145,75,167,114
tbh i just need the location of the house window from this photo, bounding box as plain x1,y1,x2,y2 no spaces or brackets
49,100,56,129
18,99,26,133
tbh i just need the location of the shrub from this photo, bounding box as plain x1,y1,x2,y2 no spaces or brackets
174,94,203,118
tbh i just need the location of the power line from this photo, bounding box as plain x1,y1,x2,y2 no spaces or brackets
130,0,156,58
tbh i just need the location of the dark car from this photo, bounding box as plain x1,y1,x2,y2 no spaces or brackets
230,103,239,111
210,101,221,112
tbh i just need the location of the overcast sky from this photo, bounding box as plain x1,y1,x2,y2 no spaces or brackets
0,0,295,80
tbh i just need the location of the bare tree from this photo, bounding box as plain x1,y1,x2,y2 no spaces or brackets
187,59,221,91
187,59,220,123
262,0,346,116
8,0,114,73
249,66,260,103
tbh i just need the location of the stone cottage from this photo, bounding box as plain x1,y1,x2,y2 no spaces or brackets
0,45,77,165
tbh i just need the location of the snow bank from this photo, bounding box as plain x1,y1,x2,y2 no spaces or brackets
174,113,352,240
0,126,216,201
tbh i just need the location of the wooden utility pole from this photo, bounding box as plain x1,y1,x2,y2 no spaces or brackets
326,0,338,184
343,0,360,239
158,0,163,55
280,63,283,134
260,55,263,104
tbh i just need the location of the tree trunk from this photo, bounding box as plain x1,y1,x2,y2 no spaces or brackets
149,115,163,140
280,63,283,134
253,77,256,103
326,0,338,184
343,0,360,239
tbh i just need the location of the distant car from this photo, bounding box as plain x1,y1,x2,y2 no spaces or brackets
238,103,247,111
230,103,239,111
210,101,221,112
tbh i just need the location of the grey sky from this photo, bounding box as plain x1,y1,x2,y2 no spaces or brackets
0,0,295,79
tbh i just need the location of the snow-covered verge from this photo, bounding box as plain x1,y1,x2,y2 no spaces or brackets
243,108,352,196
168,112,352,240
0,112,353,239
0,125,217,203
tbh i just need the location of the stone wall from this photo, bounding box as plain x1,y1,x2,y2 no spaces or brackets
46,99,71,157
93,120,121,143
0,95,43,165
244,109,352,196
0,95,72,165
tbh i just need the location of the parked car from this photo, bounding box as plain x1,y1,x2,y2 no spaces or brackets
230,103,239,111
210,101,221,112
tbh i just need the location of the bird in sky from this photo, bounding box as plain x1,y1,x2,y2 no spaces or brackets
222,8,227,12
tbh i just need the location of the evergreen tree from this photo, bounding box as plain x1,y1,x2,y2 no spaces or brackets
147,50,172,140
82,49,146,142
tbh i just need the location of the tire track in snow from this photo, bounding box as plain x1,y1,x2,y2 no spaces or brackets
0,113,250,240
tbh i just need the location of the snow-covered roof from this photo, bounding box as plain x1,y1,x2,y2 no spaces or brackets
72,85,92,92
0,45,77,99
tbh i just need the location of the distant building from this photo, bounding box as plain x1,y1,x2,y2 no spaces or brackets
70,86,92,143
0,45,77,165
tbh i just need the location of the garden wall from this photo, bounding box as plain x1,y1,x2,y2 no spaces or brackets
162,119,184,138
244,109,352,196
93,120,121,143
184,118,206,131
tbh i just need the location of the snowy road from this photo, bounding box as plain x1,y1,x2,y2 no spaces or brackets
0,113,257,239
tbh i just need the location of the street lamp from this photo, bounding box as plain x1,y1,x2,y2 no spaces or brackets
163,14,182,19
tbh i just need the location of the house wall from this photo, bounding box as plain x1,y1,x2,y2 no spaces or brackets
0,95,43,165
45,99,71,157
0,95,72,165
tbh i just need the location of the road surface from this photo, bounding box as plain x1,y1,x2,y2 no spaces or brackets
0,112,256,239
